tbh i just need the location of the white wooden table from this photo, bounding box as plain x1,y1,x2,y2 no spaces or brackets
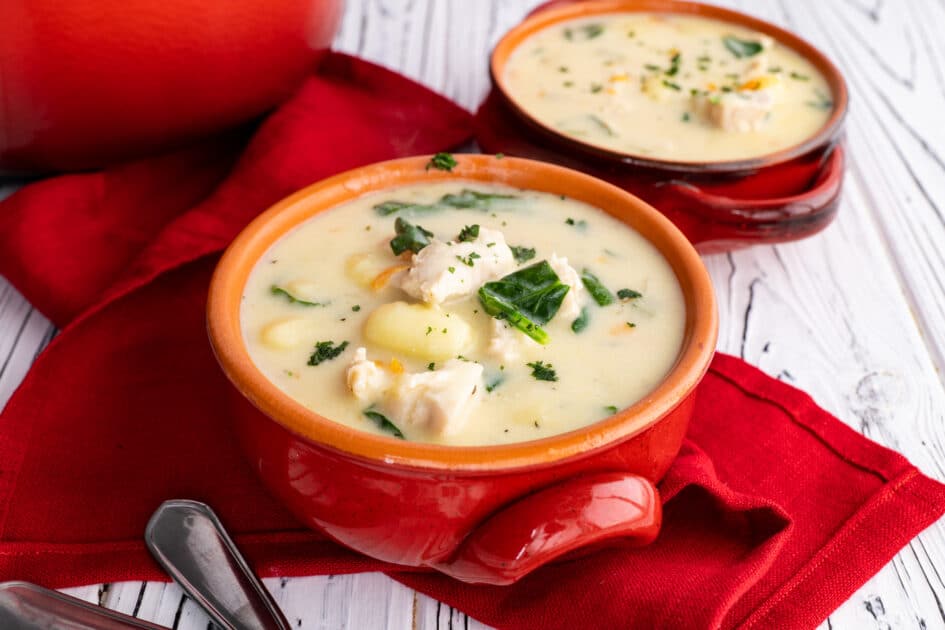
2,0,944,627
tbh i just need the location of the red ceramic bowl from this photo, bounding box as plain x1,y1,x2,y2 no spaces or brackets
491,0,848,175
207,155,718,584
0,0,344,172
479,0,849,252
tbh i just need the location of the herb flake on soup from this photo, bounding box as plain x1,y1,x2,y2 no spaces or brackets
241,181,685,446
503,12,834,162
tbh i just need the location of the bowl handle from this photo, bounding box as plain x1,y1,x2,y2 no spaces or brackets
435,472,661,585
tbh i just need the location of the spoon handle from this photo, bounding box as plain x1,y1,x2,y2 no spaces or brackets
0,582,168,629
145,500,290,630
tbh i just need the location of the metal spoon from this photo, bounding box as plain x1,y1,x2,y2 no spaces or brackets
0,581,168,629
145,499,290,630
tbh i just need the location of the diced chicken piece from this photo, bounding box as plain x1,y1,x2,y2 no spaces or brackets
548,253,586,320
346,347,392,402
699,75,780,133
385,359,483,436
488,318,539,363
397,227,515,306
344,349,484,437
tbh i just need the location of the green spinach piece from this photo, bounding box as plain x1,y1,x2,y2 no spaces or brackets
581,269,615,306
723,35,763,58
617,288,643,300
270,285,328,307
390,217,434,255
363,408,405,439
440,189,516,209
571,306,590,333
478,261,570,345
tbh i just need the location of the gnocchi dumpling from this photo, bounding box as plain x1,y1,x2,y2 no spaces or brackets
363,301,473,361
260,317,317,350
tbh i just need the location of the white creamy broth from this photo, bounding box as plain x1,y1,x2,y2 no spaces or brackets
503,12,834,162
241,180,686,446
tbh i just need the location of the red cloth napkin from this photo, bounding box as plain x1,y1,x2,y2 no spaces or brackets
1,52,943,630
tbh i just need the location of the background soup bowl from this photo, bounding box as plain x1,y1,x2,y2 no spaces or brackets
207,155,718,585
491,0,848,174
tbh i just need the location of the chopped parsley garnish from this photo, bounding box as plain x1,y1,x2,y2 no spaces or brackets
682,112,691,122
617,288,643,300
790,71,810,81
363,408,405,439
558,65,569,73
456,252,481,267
390,217,433,255
352,304,361,312
425,326,433,336
428,362,435,370
605,405,619,414
426,152,457,172
564,23,604,41
527,361,558,382
571,307,590,333
662,79,681,91
448,266,456,273
581,269,615,306
270,285,328,307
478,261,570,345
626,322,637,328
510,245,536,264
590,83,604,93
565,217,588,229
457,224,480,242
723,35,763,58
644,63,661,72
307,340,349,366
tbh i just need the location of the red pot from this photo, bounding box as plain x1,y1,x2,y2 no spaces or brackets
207,155,718,584
0,0,344,172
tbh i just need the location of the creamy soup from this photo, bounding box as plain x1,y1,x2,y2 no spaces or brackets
503,12,834,162
241,180,686,446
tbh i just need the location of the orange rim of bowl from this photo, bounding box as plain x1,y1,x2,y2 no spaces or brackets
490,0,849,174
207,155,718,472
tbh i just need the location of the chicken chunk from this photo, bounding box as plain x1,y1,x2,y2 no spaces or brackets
345,349,483,437
548,253,586,321
397,227,515,306
488,318,539,363
346,347,392,401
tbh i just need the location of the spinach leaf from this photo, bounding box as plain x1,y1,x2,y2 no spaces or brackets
270,285,328,307
485,373,505,393
363,408,405,439
308,340,349,366
390,217,434,255
510,245,536,264
617,288,643,300
581,269,615,306
723,35,763,58
478,261,570,345
374,200,416,216
440,189,516,209
571,306,590,333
